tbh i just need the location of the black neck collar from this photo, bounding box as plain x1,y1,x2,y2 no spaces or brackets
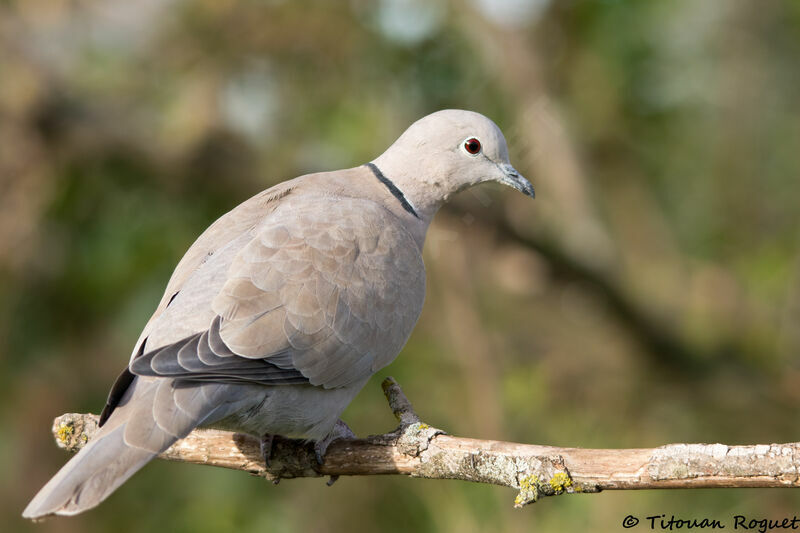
365,162,420,219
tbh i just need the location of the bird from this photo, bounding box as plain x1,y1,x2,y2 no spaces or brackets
23,109,534,519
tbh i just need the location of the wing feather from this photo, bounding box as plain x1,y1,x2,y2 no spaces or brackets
209,197,425,387
132,195,424,390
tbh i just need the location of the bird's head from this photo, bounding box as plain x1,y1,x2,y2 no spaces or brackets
372,109,534,219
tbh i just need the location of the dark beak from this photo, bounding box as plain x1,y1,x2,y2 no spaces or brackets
497,164,535,198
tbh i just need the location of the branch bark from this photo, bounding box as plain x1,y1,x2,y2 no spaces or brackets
50,378,800,508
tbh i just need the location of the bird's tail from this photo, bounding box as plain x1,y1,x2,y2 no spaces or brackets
22,377,172,519
23,375,244,519
22,421,160,518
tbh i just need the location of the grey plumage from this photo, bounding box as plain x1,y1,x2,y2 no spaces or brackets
23,109,534,519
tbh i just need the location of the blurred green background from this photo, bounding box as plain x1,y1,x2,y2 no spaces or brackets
2,0,800,531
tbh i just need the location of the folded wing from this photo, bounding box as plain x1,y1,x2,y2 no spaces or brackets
131,197,425,391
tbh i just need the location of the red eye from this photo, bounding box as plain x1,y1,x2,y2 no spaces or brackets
464,138,481,155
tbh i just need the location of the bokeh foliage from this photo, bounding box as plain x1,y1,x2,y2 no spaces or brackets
2,0,800,531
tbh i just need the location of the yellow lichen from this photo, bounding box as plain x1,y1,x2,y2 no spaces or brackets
548,472,572,493
57,423,74,444
514,474,540,507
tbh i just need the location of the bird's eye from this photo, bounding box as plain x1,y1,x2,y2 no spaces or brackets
463,138,482,155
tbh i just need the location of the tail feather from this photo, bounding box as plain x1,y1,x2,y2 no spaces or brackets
23,378,169,519
23,424,158,518
23,377,251,519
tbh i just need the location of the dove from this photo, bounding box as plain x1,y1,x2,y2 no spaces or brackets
23,109,534,519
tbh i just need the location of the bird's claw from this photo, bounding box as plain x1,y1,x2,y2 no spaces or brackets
260,433,275,467
313,419,356,466
261,422,354,486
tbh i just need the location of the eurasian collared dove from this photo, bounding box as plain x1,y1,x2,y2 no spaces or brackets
23,109,534,519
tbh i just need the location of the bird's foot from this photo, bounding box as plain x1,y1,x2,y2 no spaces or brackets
260,433,275,467
260,433,284,484
314,419,356,465
314,420,356,486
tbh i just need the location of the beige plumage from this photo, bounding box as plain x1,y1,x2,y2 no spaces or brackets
23,109,534,519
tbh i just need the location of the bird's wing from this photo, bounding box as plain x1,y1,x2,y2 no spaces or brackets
129,317,309,386
131,194,426,389
130,180,297,360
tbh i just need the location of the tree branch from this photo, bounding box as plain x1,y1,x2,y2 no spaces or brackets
50,378,800,508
